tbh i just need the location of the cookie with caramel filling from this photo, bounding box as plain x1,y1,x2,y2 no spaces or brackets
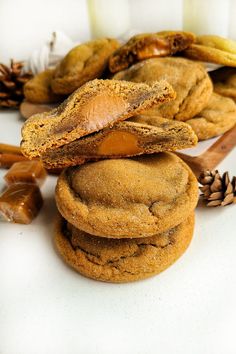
51,38,120,94
54,213,195,282
55,153,198,238
114,57,213,121
109,31,195,73
21,79,175,158
24,69,63,104
41,116,197,169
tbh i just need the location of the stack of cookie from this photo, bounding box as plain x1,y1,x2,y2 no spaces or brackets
21,78,199,283
109,32,236,141
23,31,236,142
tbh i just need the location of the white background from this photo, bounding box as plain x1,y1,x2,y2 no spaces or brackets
1,1,236,353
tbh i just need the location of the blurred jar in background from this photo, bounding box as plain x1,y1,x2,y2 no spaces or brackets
87,0,131,38
229,0,236,39
129,0,183,33
87,0,183,39
183,0,230,37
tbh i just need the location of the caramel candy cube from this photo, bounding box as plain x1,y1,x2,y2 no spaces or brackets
0,183,43,224
4,160,47,186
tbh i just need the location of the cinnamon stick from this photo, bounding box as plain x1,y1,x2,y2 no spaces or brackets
0,151,62,175
0,143,63,174
0,153,28,168
0,143,23,155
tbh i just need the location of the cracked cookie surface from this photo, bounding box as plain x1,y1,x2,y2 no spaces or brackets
183,35,236,67
54,213,195,282
186,93,236,140
55,153,198,238
51,38,120,94
114,57,213,121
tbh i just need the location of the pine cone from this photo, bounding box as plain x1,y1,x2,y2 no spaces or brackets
198,170,236,207
0,60,33,108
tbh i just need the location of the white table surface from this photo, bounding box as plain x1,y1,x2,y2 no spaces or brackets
0,111,236,354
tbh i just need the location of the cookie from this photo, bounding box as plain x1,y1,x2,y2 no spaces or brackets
41,116,197,169
51,38,120,94
23,69,63,104
114,57,213,121
20,101,57,120
55,153,198,238
54,213,195,282
210,67,236,101
183,35,236,67
109,31,195,73
186,93,236,140
21,79,175,158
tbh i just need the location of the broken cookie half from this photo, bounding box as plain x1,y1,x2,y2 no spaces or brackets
41,115,197,168
109,31,196,73
21,79,175,158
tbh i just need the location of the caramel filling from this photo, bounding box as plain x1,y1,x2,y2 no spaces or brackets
80,94,128,132
136,38,170,60
53,94,128,134
97,130,141,155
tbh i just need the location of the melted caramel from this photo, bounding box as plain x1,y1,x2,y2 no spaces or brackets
80,94,128,132
97,130,141,155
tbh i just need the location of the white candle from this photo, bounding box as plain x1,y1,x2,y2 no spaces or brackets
229,0,236,40
87,0,131,38
129,0,183,33
183,0,230,37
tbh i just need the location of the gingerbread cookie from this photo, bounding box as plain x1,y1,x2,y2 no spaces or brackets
21,79,175,158
54,213,195,283
55,153,198,238
210,67,236,101
183,35,236,67
41,116,197,169
109,31,195,73
114,57,213,121
51,38,120,94
24,69,63,104
186,93,236,140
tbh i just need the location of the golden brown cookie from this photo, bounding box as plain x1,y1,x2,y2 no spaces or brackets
183,35,236,67
51,38,120,94
41,116,197,169
21,79,175,158
109,31,195,73
54,213,195,282
186,93,236,140
114,57,213,121
55,153,198,238
210,67,236,101
23,69,63,104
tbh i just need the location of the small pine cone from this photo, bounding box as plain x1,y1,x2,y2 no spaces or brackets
0,60,33,108
198,170,236,207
